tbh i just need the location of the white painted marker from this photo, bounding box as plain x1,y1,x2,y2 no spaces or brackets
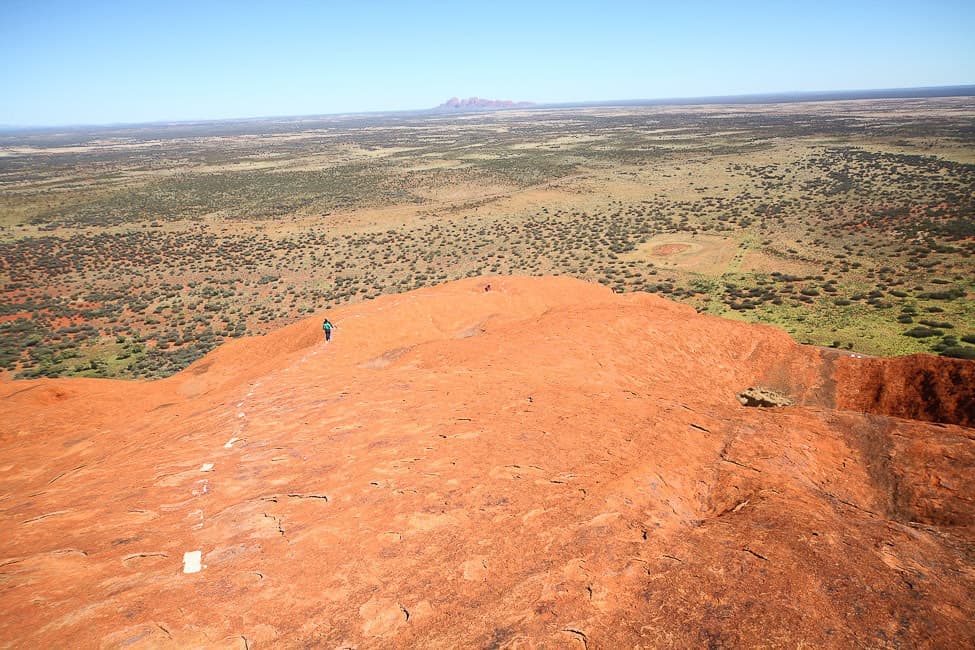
183,550,202,574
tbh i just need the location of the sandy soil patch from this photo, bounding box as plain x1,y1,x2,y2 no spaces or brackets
411,180,505,202
740,249,820,275
627,234,740,275
652,243,691,256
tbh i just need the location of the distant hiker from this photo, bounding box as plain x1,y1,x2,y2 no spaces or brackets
322,318,334,342
484,283,491,292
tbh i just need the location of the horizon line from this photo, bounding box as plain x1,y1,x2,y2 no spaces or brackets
2,83,973,134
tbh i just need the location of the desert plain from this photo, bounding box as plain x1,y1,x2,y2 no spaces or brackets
1,97,973,380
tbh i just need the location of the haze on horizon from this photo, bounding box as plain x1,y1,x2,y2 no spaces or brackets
2,0,974,127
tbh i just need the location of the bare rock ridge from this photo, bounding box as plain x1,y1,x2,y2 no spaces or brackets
1,276,973,647
436,96,535,110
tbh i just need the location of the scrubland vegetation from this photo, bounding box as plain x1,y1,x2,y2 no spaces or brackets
1,98,973,378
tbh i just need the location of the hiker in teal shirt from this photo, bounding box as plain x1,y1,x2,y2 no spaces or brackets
323,318,334,342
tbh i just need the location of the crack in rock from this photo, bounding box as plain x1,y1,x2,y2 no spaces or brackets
743,547,769,561
286,493,329,502
562,628,589,649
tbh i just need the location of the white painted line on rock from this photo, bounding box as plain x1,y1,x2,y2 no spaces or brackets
200,463,214,472
183,550,202,573
224,437,240,449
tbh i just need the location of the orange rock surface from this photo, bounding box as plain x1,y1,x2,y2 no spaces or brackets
1,276,973,647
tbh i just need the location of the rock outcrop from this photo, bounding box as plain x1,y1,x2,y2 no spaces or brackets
1,276,972,647
736,386,794,408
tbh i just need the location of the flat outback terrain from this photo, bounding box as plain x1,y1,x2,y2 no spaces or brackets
1,97,974,379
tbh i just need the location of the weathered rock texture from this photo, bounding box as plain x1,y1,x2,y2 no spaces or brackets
1,276,973,647
736,386,794,408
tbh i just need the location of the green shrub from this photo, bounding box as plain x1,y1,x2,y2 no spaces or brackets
940,346,975,360
919,319,954,329
903,327,943,338
918,288,964,300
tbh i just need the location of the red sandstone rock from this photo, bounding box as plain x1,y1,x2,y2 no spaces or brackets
0,276,972,647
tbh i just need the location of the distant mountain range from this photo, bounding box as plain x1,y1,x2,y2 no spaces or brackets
435,97,536,111
4,85,972,133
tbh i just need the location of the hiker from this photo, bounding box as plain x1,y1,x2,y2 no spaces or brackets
322,318,334,342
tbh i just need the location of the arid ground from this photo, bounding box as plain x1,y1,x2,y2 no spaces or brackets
1,98,973,379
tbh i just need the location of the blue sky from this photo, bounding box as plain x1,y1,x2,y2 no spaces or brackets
2,0,973,126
